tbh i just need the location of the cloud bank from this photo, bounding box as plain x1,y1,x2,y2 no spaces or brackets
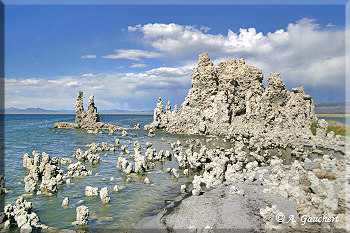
5,18,346,110
128,18,345,88
4,65,192,110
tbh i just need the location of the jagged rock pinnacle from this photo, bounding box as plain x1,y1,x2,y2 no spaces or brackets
145,53,317,138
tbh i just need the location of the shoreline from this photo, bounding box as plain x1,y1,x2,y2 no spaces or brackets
135,180,298,232
316,114,350,117
1,112,153,115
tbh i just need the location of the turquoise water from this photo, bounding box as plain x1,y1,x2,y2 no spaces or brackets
318,116,348,125
3,114,206,230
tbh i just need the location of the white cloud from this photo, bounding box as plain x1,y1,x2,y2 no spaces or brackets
128,18,345,88
64,81,79,87
4,65,192,110
200,26,211,33
128,24,141,31
129,63,147,68
82,73,94,77
326,23,336,28
101,49,163,61
5,18,346,111
81,54,96,59
115,66,124,69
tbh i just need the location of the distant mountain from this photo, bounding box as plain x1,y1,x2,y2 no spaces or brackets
2,107,152,114
3,107,74,114
99,109,153,114
2,103,348,114
314,102,349,114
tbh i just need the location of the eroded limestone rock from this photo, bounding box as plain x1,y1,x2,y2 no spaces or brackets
23,151,63,194
99,187,110,203
4,197,47,231
72,205,89,225
145,53,317,141
54,91,124,131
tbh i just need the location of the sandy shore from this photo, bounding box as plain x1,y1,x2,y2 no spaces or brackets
136,181,298,232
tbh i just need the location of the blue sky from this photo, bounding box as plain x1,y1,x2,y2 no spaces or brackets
4,3,347,110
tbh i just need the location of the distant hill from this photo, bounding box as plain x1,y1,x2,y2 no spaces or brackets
3,107,73,114
314,102,349,114
4,102,347,114
2,107,152,114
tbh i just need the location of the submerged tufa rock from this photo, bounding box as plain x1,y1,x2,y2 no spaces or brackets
72,205,89,225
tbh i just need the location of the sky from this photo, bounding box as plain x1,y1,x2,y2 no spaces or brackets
4,3,347,111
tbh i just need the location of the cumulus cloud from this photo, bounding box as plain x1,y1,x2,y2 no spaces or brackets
101,49,163,61
128,18,345,88
81,54,96,59
5,18,346,110
129,63,147,68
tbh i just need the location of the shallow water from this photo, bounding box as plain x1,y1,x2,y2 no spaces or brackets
4,114,202,230
4,114,246,231
4,114,346,231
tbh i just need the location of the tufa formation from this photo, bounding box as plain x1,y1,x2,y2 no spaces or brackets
146,53,319,139
53,91,123,131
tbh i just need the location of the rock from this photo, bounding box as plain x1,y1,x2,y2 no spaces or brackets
144,177,150,184
61,197,69,207
148,129,155,137
183,169,189,176
260,205,280,226
172,168,179,178
191,175,202,196
54,91,124,131
133,123,140,130
22,151,64,194
122,131,128,137
85,186,98,196
115,138,120,147
0,175,5,194
146,142,153,148
60,158,72,165
66,162,88,177
180,184,186,193
113,185,119,192
99,187,110,203
189,225,197,232
86,153,100,164
4,197,45,231
53,122,78,129
124,163,133,174
72,205,89,225
125,177,132,183
316,119,328,137
145,53,316,141
229,186,244,196
116,157,129,170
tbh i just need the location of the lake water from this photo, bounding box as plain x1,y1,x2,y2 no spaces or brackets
3,114,347,231
318,116,348,125
3,114,206,231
